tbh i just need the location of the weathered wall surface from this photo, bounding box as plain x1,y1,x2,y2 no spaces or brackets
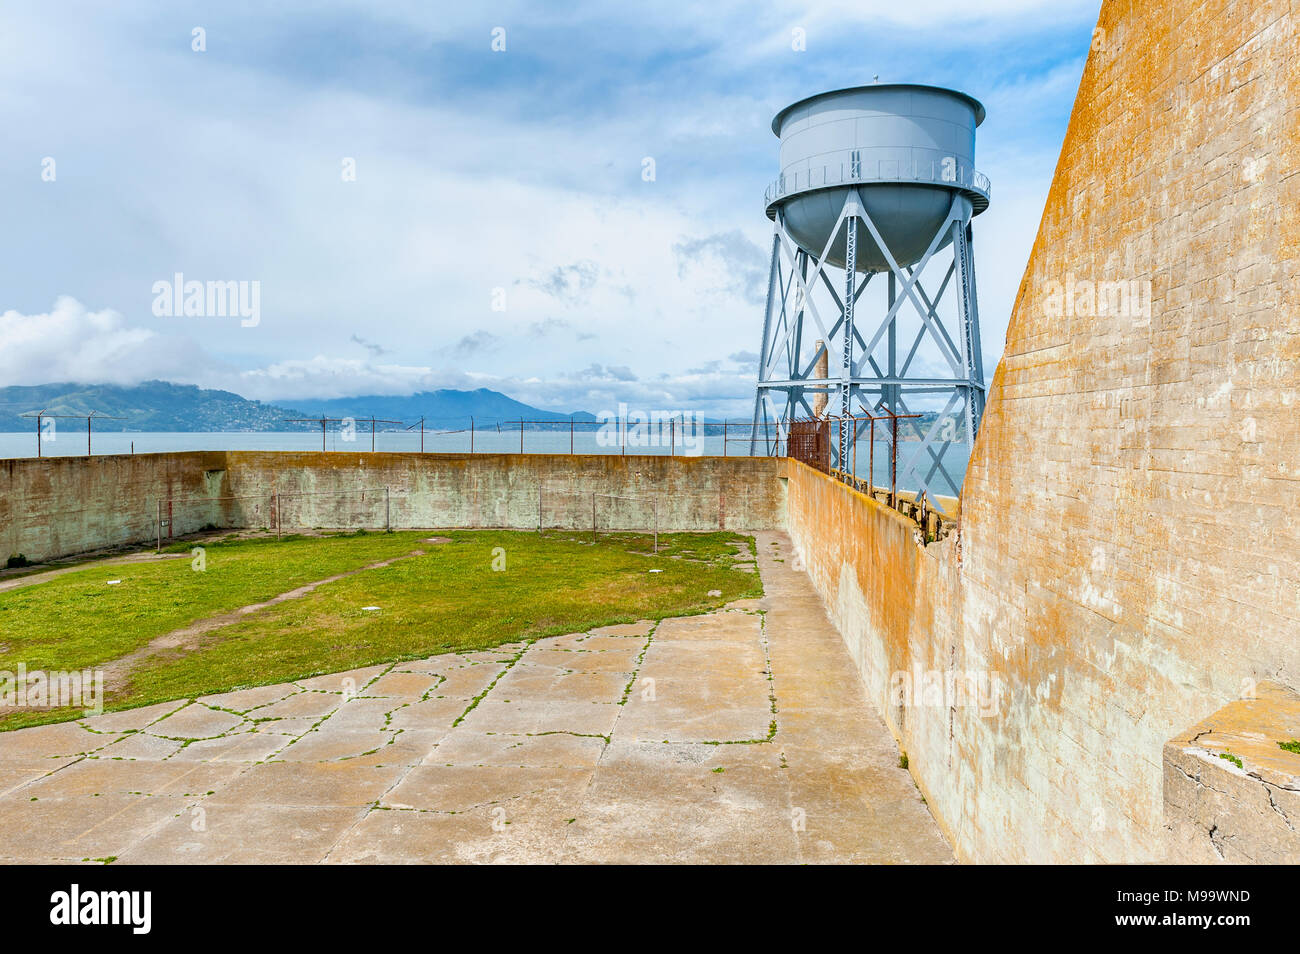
220,452,785,533
1163,682,1300,864
0,452,786,561
787,0,1300,863
0,452,227,563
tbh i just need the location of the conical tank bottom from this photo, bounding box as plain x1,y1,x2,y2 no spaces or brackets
777,183,955,272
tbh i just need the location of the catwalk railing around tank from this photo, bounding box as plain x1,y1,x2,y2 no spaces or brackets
764,154,991,209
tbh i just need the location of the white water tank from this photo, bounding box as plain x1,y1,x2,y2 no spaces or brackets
765,84,990,271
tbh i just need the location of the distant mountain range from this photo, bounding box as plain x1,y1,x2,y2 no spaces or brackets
0,382,595,432
288,390,597,428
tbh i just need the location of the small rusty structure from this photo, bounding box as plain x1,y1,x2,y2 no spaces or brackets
782,412,956,541
787,418,832,473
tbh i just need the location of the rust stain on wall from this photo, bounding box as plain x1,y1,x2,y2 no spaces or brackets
785,0,1300,863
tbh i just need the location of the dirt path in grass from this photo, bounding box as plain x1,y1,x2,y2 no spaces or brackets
0,552,190,593
3,547,434,715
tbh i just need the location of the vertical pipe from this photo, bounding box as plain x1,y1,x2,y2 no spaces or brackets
653,498,658,554
538,484,543,534
275,492,281,539
591,493,596,543
385,486,390,531
156,499,161,553
812,339,828,418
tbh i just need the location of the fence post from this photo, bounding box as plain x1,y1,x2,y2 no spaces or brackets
869,418,876,498
570,418,574,455
520,418,524,455
670,419,675,457
723,420,727,457
470,416,475,454
891,412,898,508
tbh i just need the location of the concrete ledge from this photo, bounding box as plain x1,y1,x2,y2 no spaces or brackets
1163,681,1300,864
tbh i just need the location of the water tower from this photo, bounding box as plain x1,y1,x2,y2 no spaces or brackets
750,84,990,512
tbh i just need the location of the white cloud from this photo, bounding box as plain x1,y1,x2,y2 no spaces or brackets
0,297,215,386
0,1,1096,419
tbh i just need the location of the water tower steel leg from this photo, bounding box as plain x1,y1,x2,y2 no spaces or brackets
840,213,856,471
751,183,985,508
791,250,808,423
955,220,985,441
756,202,852,457
750,227,783,455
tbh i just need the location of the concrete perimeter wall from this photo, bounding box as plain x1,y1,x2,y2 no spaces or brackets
4,0,1298,866
0,452,786,561
0,452,229,563
788,0,1300,863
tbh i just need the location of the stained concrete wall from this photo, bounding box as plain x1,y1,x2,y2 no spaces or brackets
4,0,1297,866
1163,682,1300,864
0,452,786,561
0,452,228,563
785,0,1300,863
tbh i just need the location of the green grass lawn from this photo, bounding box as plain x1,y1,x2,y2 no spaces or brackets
0,529,760,730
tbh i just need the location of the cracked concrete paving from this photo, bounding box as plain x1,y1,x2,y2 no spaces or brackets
0,531,952,864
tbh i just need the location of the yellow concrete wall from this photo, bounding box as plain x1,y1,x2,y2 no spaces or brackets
786,0,1300,863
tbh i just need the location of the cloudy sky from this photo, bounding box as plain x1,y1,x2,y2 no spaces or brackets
0,0,1101,416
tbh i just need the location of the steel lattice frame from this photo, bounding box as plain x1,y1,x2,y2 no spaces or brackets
750,189,987,514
